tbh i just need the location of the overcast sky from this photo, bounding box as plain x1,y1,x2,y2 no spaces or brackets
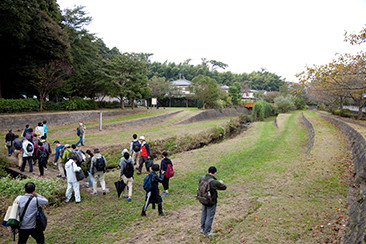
57,0,366,82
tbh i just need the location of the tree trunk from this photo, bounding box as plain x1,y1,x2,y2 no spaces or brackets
358,99,364,120
339,96,344,110
186,98,188,107
169,98,171,107
131,99,134,110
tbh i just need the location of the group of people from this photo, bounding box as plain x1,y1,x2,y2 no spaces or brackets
5,122,52,177
6,123,227,243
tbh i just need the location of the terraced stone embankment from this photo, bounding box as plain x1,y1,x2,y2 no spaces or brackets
319,113,366,244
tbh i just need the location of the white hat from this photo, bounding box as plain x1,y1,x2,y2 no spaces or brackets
139,136,145,140
79,123,83,126
64,144,70,148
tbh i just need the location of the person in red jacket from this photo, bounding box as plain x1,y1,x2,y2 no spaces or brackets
137,136,151,174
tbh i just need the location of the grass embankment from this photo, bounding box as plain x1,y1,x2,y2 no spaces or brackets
1,111,351,243
12,110,349,244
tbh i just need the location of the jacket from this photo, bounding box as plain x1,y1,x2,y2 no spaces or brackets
62,148,73,163
53,144,64,163
22,140,34,158
18,194,48,229
130,139,141,154
5,132,15,142
140,142,150,157
65,159,81,183
12,138,23,151
119,149,134,177
160,157,172,173
91,153,107,174
147,171,164,204
199,174,227,205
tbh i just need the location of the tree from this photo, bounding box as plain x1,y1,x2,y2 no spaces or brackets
189,75,220,109
228,82,242,105
31,60,72,112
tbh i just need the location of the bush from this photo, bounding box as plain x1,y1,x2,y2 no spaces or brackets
239,113,252,123
274,96,296,113
0,153,10,178
0,98,40,113
333,109,341,116
290,96,307,110
340,109,352,118
252,100,277,121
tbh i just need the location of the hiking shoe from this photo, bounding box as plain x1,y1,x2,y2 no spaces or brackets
93,192,98,195
200,229,204,234
123,195,128,199
128,198,131,202
84,182,89,187
159,213,167,216
103,192,106,195
137,171,141,175
141,211,147,216
205,232,215,237
164,192,170,195
76,201,81,204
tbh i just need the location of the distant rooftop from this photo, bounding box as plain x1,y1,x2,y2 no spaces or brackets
171,78,191,86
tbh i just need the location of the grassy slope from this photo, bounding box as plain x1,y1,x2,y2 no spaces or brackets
2,111,351,243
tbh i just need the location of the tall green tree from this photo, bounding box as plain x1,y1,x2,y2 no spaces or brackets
228,82,242,105
189,75,220,109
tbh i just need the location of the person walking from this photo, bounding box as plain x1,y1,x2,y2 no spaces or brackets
53,141,64,166
22,124,30,138
119,149,134,201
129,134,141,169
12,135,23,168
198,166,227,237
137,136,150,174
84,150,94,188
91,148,107,195
59,144,72,178
42,121,48,139
75,123,86,146
65,155,82,203
141,164,166,216
34,122,44,138
35,137,52,177
5,129,15,156
160,151,173,195
15,182,48,244
20,138,34,172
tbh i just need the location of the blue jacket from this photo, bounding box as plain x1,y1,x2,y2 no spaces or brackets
54,144,64,163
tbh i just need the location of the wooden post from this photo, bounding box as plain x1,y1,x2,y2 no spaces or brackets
99,111,102,131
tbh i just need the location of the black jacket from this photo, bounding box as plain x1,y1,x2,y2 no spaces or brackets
5,132,15,142
199,174,227,205
160,157,172,173
148,171,164,204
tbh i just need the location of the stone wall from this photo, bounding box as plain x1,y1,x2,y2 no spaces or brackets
319,114,366,244
0,110,143,131
302,113,315,153
177,108,249,124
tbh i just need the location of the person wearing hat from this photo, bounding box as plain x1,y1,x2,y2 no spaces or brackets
90,148,107,195
76,122,86,146
5,129,15,156
34,122,44,138
137,136,151,175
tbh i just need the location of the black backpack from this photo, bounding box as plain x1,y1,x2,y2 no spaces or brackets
14,140,22,150
39,148,48,162
196,177,214,205
26,143,33,153
95,157,106,172
42,142,49,152
132,140,141,152
124,161,134,178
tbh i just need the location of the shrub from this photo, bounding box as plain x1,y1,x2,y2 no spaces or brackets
0,153,10,178
252,100,277,121
340,109,352,118
0,98,40,113
274,96,296,113
333,109,341,116
290,96,307,110
239,113,252,123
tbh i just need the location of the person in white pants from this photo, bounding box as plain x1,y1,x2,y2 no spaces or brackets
91,148,107,195
65,156,82,203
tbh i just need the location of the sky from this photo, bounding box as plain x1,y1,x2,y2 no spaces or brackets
57,0,366,82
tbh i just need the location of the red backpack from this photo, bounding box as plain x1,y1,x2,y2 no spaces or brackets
165,163,174,178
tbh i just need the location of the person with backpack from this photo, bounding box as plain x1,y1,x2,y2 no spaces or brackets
197,166,227,237
25,128,35,142
21,138,34,172
36,137,52,177
119,149,135,201
129,134,141,169
84,150,94,188
75,123,86,147
12,135,23,168
137,136,151,175
160,151,174,195
69,144,86,166
42,121,48,139
31,137,40,166
60,144,72,178
141,164,166,217
91,148,107,195
15,182,48,244
34,122,44,138
22,124,30,138
65,155,82,203
5,129,15,156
